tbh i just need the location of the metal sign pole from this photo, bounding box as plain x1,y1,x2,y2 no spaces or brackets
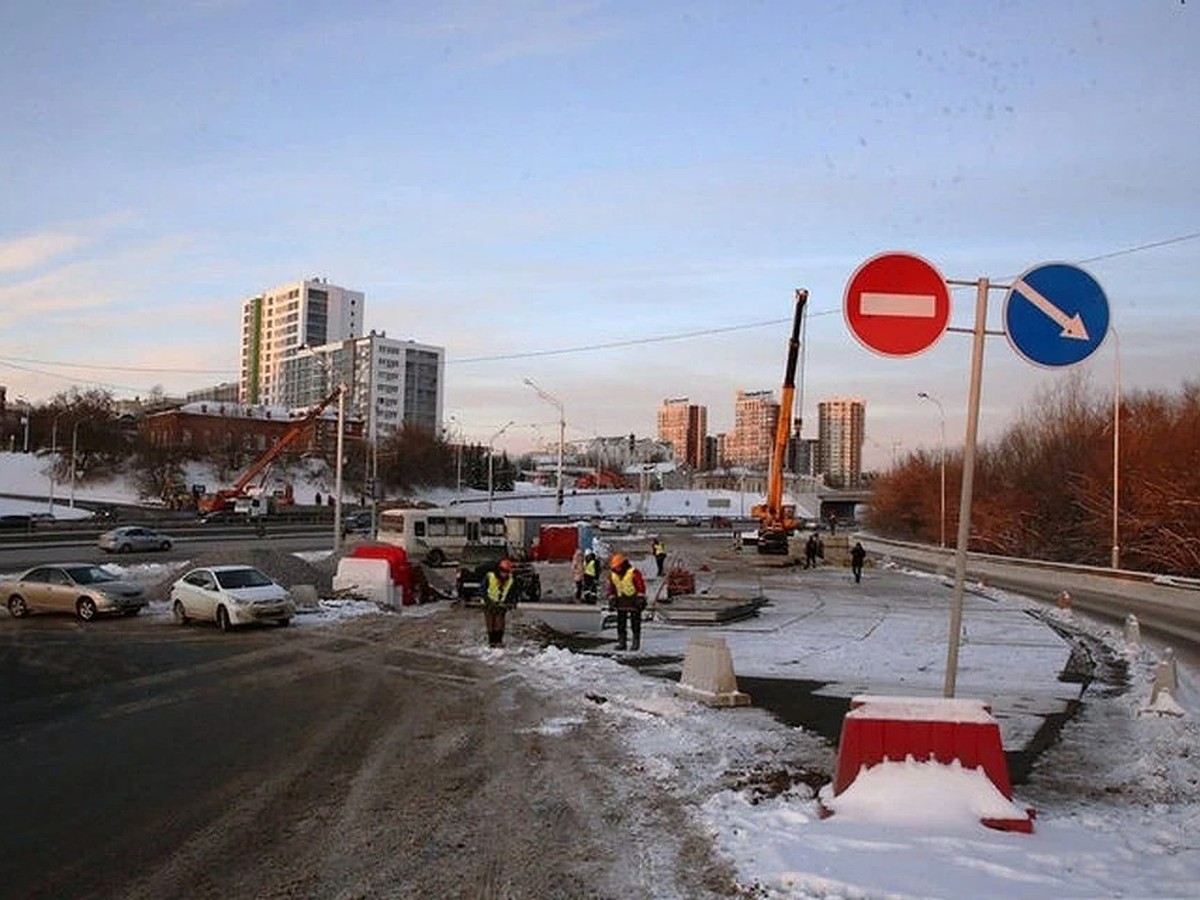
943,277,990,698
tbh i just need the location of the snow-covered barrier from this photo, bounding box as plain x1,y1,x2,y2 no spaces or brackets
829,695,1035,833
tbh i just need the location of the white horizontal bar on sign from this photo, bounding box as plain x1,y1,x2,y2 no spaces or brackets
859,292,937,318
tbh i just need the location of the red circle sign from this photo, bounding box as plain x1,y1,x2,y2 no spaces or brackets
844,251,951,357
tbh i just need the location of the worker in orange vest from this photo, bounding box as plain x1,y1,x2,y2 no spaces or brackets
607,553,647,651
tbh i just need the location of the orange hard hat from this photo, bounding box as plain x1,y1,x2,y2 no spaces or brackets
609,553,626,570
499,559,514,572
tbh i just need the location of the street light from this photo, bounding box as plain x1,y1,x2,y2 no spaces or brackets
524,378,565,513
69,418,89,509
487,421,515,512
917,391,947,548
48,412,63,514
1110,326,1121,570
447,414,463,495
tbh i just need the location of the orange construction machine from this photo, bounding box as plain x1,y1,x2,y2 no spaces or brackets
751,289,808,554
196,388,342,514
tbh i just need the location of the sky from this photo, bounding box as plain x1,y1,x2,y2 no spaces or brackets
4,451,1199,896
2,1,1198,470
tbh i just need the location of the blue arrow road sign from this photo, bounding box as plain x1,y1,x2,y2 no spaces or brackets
1004,262,1109,367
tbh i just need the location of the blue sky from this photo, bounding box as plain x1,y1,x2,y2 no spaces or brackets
2,1,1197,469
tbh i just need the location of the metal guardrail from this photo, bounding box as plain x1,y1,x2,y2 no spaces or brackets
861,535,1200,648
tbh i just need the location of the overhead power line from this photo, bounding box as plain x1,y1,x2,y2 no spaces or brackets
2,230,1196,375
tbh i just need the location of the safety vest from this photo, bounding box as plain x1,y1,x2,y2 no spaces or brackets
652,540,665,556
584,557,598,578
610,567,639,598
486,571,514,606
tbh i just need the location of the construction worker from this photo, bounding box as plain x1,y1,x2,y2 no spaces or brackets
582,550,599,603
607,553,647,651
484,558,517,647
651,537,667,577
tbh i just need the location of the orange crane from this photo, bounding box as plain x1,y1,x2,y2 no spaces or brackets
197,387,342,514
751,289,808,554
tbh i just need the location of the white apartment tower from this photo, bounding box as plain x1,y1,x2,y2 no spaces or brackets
239,278,364,405
277,332,444,440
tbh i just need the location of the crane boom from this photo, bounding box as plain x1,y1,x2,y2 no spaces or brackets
751,289,808,554
197,386,343,513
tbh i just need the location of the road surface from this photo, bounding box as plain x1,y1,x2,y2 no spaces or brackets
0,609,736,900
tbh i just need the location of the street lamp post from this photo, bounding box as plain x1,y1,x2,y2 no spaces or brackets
48,414,61,513
448,414,463,495
524,378,565,513
488,421,515,513
1110,326,1121,570
917,391,947,548
332,383,346,552
69,418,87,509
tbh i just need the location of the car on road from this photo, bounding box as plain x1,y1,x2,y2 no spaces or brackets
342,509,373,536
98,525,174,553
1,563,147,620
170,565,295,631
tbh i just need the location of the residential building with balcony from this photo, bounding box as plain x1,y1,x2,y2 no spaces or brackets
239,277,364,405
817,397,866,488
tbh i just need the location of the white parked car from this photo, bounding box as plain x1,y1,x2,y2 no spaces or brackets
170,565,295,631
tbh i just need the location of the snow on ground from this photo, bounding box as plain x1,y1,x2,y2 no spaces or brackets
5,452,1200,896
490,584,1200,898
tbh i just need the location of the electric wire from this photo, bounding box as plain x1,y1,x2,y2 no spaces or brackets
2,229,1197,379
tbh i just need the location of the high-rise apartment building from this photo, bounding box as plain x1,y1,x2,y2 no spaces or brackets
725,389,779,468
656,397,707,469
817,397,866,488
277,332,444,439
239,278,364,405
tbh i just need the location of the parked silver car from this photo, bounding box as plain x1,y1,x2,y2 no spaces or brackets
1,563,146,620
98,525,174,553
170,565,295,631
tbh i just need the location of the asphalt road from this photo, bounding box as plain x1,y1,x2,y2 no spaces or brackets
0,530,340,573
0,605,732,900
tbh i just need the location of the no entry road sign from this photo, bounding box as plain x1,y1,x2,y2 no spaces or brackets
1004,262,1109,367
845,251,951,357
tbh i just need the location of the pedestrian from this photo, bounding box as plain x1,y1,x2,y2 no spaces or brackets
828,511,838,534
582,550,599,603
314,491,322,506
483,558,517,647
851,541,867,583
607,553,647,651
651,537,667,577
571,548,585,601
804,533,818,569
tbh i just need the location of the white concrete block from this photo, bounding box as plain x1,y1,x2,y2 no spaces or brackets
334,558,396,608
677,635,750,707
